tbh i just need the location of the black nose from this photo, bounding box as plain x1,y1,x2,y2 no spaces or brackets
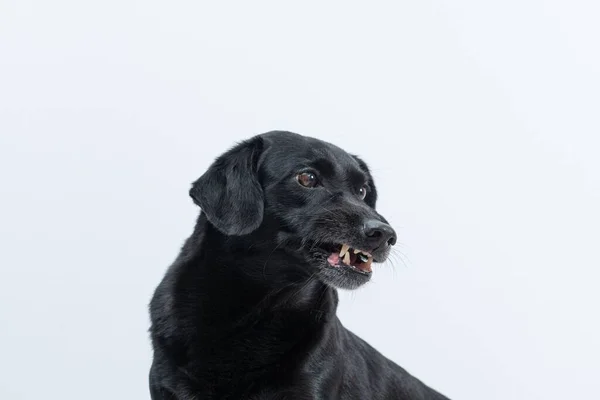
363,219,397,249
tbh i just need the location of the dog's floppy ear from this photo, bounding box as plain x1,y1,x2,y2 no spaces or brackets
190,136,266,236
352,154,378,208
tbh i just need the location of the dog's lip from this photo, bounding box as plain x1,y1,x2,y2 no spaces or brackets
313,241,374,255
327,253,372,275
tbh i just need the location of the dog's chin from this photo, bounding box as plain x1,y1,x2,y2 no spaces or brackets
316,260,372,290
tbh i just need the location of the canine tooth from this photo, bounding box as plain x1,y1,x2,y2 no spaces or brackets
340,244,350,257
343,251,350,265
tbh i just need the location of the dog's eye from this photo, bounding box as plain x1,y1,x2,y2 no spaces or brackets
358,185,368,200
297,172,318,188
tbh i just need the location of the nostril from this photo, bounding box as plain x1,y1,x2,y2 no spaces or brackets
367,229,383,239
363,219,397,248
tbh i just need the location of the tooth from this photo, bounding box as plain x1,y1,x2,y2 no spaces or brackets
340,244,349,257
343,251,350,265
353,248,372,257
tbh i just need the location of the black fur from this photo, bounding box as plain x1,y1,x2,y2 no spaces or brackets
149,131,450,399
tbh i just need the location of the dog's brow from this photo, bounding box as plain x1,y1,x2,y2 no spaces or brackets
308,158,336,177
348,168,368,186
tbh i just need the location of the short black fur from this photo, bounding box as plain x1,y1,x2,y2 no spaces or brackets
149,131,450,399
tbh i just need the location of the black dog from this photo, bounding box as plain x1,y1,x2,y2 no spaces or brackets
149,131,450,399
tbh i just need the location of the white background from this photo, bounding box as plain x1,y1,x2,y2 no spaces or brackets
1,1,599,399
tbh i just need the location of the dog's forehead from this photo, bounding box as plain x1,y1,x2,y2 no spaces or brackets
263,131,361,172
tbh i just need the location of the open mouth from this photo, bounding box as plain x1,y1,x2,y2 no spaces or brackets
326,244,374,275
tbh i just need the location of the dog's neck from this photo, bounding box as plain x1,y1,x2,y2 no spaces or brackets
156,214,343,392
176,214,339,336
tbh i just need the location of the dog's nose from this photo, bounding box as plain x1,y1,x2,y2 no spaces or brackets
363,219,397,249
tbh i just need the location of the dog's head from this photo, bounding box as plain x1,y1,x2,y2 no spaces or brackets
190,131,396,289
